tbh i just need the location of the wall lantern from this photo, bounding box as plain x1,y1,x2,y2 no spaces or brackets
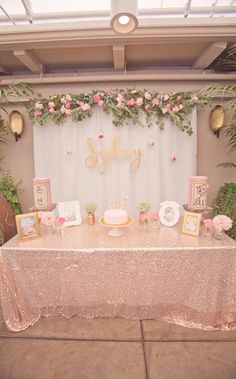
210,105,225,138
9,110,24,141
110,0,138,34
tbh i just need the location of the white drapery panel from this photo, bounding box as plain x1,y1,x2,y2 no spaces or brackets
33,109,196,216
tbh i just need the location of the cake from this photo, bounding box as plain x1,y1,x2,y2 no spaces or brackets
104,208,128,225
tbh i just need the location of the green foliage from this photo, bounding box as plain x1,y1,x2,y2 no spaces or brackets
85,202,97,214
213,183,236,240
0,172,22,215
27,89,209,135
136,202,150,213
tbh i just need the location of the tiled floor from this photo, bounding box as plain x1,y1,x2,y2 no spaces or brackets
0,312,236,379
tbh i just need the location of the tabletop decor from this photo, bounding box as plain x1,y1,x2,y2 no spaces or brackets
85,203,97,225
136,202,150,224
159,201,180,227
57,201,82,227
33,177,52,211
182,211,201,236
213,214,233,240
188,176,208,211
15,212,40,242
99,215,133,237
27,88,208,135
203,218,214,239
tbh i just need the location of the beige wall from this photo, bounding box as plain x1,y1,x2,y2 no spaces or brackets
1,81,236,212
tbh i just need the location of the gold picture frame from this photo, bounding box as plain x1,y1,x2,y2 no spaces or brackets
182,211,201,237
15,212,40,242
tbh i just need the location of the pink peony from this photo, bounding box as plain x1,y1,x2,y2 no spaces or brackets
41,212,56,226
93,94,100,103
34,111,42,117
136,97,143,106
139,212,148,222
127,98,136,107
152,97,159,105
150,211,159,221
145,104,151,112
98,99,104,108
172,106,179,113
204,219,214,228
48,108,55,114
64,108,72,116
60,96,66,104
162,108,168,114
213,215,233,232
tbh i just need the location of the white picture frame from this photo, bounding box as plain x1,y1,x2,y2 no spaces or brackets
159,201,180,227
57,201,82,227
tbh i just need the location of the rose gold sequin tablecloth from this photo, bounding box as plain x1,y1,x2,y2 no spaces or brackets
0,223,236,332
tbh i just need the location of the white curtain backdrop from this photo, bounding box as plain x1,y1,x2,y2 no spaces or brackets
33,109,197,217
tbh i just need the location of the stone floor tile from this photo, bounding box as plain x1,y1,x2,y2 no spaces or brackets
142,320,236,341
0,339,145,379
145,341,236,379
0,317,142,340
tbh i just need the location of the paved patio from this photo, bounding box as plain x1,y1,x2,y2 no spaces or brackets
0,306,236,379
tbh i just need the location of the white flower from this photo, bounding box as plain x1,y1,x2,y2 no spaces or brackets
164,94,169,101
144,91,151,100
136,97,143,106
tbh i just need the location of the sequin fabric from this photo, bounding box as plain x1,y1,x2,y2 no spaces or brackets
0,223,236,332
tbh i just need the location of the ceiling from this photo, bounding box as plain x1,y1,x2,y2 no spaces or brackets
0,1,236,84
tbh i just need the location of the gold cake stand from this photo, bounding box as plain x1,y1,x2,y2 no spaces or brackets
99,216,133,237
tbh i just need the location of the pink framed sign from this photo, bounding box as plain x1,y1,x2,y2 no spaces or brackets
33,178,52,210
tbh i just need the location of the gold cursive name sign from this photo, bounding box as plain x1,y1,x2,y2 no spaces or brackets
85,133,141,174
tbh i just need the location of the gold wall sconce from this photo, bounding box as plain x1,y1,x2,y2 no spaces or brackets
9,110,24,141
210,105,225,138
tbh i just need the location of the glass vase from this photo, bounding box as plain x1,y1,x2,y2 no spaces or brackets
214,227,224,240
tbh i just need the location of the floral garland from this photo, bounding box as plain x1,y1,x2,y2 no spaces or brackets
28,88,208,135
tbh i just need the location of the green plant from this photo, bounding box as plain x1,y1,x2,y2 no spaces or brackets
213,183,236,240
85,202,97,214
136,202,150,213
0,172,22,215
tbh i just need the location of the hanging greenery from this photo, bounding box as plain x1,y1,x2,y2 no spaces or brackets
27,88,208,135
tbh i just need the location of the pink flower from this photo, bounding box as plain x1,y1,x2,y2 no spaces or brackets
171,155,176,161
177,95,183,100
93,94,100,103
65,102,71,109
150,211,159,221
213,215,233,232
98,99,104,108
34,111,42,117
98,133,104,139
139,212,148,222
145,104,151,112
48,101,55,108
136,97,143,106
178,104,184,110
41,212,56,226
152,97,159,105
64,108,72,116
61,96,66,104
65,94,72,101
167,103,173,109
162,108,168,114
81,103,90,111
127,98,136,107
57,217,65,225
35,102,43,110
117,101,124,108
48,108,55,114
172,106,179,113
204,219,214,228
116,94,124,103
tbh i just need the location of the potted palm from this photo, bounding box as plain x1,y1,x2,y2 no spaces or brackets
85,203,97,225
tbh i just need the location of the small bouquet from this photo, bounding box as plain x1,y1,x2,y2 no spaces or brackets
212,215,233,239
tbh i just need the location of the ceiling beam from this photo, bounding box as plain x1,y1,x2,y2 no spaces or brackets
13,49,43,74
192,41,227,69
112,45,125,70
0,65,11,75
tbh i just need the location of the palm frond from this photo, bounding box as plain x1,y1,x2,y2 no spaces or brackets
197,84,236,98
217,162,236,169
0,83,34,103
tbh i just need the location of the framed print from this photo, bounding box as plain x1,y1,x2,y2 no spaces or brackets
159,201,180,227
182,211,201,237
16,212,40,242
57,201,82,227
33,177,52,210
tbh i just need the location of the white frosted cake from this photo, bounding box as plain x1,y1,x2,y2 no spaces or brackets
104,208,128,225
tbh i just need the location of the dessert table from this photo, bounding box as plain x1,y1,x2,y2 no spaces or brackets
0,222,236,332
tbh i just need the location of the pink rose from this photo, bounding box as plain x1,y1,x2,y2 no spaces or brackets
145,104,151,112
34,111,42,117
127,98,136,107
117,101,124,108
139,213,148,222
177,95,183,100
93,94,100,103
64,108,72,116
167,103,173,109
136,97,143,106
41,212,56,226
162,108,168,114
48,108,55,114
34,102,43,110
150,211,159,221
172,106,179,113
171,155,176,161
178,104,184,110
98,99,104,108
204,219,214,228
57,217,65,225
98,133,104,139
65,102,71,109
152,97,159,105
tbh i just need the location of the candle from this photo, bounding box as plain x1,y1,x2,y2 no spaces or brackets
33,177,52,210
188,176,208,211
